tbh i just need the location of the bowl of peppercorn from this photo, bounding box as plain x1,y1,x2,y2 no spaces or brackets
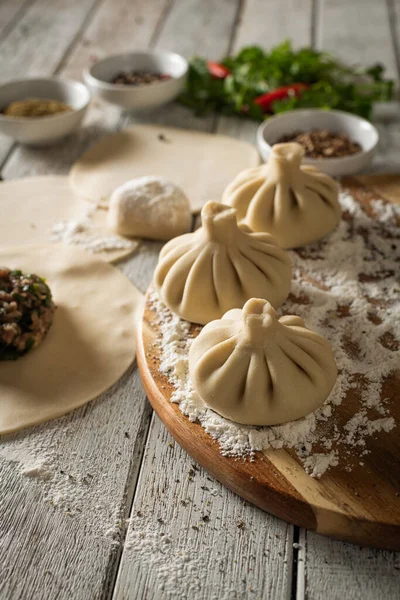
83,50,188,112
257,109,379,176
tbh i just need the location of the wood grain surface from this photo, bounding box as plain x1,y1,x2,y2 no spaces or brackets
1,0,400,598
136,175,400,551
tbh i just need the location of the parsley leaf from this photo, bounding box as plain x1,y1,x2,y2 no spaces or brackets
179,41,394,120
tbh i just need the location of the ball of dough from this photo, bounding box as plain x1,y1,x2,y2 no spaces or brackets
107,176,192,241
154,201,292,325
189,298,337,426
222,143,341,249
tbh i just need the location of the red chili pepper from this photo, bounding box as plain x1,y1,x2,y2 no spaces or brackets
207,60,231,79
254,83,309,113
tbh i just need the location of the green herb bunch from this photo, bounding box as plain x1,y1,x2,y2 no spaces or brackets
180,41,394,120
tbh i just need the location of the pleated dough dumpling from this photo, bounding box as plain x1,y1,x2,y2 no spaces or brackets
154,201,292,325
222,143,341,249
189,298,337,425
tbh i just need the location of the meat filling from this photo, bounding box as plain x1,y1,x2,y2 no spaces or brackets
0,267,56,360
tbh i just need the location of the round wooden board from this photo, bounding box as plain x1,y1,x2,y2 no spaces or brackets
137,176,400,551
137,297,400,551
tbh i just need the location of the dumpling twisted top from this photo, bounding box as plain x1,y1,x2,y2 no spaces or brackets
222,143,341,249
189,298,337,425
154,201,292,325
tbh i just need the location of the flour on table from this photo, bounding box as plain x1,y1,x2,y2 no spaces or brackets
125,515,214,598
150,188,399,478
51,204,135,253
0,418,122,533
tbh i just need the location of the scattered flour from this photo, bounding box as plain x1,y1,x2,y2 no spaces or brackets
20,459,54,481
150,188,399,478
0,419,123,532
124,515,214,599
51,205,135,253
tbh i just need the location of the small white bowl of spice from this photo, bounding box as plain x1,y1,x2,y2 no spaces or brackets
0,77,90,146
83,50,188,111
257,109,379,176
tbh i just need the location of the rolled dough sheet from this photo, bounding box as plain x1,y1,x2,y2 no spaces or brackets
0,245,143,434
69,125,260,213
0,176,139,263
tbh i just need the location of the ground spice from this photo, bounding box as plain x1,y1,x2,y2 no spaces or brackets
3,98,71,118
277,129,362,158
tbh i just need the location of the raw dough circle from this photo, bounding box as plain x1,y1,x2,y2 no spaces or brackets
0,245,143,434
69,125,260,213
0,176,138,263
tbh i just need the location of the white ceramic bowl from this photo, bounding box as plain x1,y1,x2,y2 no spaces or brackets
257,109,379,177
83,50,188,111
0,78,90,146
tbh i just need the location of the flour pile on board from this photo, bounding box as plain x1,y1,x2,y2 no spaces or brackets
150,188,399,478
51,205,135,253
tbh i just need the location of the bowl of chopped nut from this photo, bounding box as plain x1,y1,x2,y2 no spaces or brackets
0,77,90,146
83,50,188,111
257,109,379,176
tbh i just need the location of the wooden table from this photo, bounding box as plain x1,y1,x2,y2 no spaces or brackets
0,1,399,598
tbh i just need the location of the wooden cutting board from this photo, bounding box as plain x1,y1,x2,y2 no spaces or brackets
137,175,400,551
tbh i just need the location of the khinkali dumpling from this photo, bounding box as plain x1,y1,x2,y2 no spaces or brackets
222,143,341,249
154,201,291,325
189,298,337,425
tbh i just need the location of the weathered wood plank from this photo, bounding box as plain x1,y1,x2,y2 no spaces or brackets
0,375,152,600
0,0,98,82
388,0,400,78
0,0,100,167
317,0,400,174
375,0,400,173
156,0,239,60
303,531,400,600
0,3,170,599
2,0,169,179
0,0,34,40
234,0,312,50
114,415,294,600
317,0,398,79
